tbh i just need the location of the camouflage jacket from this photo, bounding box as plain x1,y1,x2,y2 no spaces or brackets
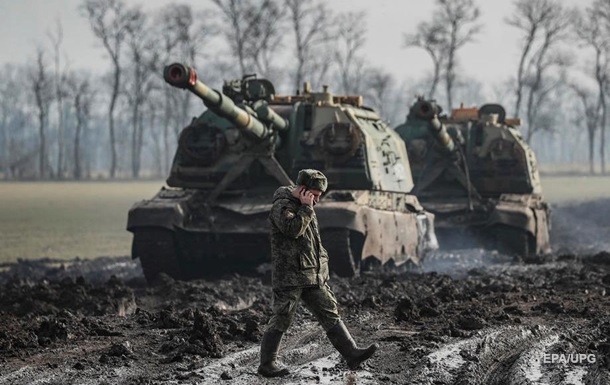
269,186,329,288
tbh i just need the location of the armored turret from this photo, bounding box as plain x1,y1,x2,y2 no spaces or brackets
159,63,293,198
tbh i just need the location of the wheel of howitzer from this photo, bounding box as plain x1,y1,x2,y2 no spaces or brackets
132,228,183,284
493,225,537,261
321,228,364,278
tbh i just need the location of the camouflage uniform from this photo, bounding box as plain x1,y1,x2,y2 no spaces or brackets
258,169,377,378
266,185,340,332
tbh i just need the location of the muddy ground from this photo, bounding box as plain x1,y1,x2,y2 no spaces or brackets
1,198,610,385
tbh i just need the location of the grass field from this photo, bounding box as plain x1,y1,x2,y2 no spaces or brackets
0,181,162,263
541,175,610,203
0,176,609,263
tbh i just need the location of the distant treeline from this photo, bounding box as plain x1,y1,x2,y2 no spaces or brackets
1,0,609,180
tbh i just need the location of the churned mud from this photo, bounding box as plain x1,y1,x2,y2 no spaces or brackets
1,199,610,385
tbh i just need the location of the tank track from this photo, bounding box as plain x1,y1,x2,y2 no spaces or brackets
131,228,183,283
321,228,363,277
491,224,536,261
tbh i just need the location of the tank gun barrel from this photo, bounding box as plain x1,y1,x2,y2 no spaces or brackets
163,63,287,141
429,116,457,153
410,99,457,153
412,99,440,120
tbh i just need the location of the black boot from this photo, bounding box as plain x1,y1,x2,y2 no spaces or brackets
326,320,378,370
258,329,290,377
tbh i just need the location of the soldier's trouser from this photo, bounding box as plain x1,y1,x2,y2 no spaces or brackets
266,283,340,332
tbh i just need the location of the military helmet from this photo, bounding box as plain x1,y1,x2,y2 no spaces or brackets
296,169,328,192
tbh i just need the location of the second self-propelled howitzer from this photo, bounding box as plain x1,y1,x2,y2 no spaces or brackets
395,98,550,259
127,63,438,283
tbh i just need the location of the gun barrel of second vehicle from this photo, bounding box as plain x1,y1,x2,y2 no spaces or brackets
163,62,286,141
429,115,457,153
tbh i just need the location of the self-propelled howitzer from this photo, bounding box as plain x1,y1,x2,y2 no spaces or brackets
127,64,438,283
395,98,550,259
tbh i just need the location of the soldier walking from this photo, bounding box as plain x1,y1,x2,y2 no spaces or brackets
258,169,378,377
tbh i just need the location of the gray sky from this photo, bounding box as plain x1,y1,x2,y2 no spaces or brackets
0,0,593,96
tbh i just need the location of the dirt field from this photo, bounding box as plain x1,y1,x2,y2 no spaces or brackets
1,184,610,384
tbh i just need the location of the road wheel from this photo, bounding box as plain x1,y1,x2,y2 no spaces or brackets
131,228,183,284
321,228,363,278
492,225,536,261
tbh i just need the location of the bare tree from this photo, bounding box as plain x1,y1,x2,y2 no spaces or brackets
30,48,54,179
157,4,203,66
48,19,69,179
571,83,600,174
572,3,610,174
246,2,285,78
156,4,192,173
0,65,16,179
524,5,572,143
68,73,94,180
403,0,479,107
506,0,555,118
154,3,213,173
593,0,610,174
452,75,485,107
403,20,447,99
173,8,215,136
124,7,157,178
333,11,368,94
364,68,394,118
81,0,140,178
0,64,35,180
285,0,333,92
524,65,570,143
436,0,481,110
145,95,164,178
210,0,285,78
507,0,572,143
